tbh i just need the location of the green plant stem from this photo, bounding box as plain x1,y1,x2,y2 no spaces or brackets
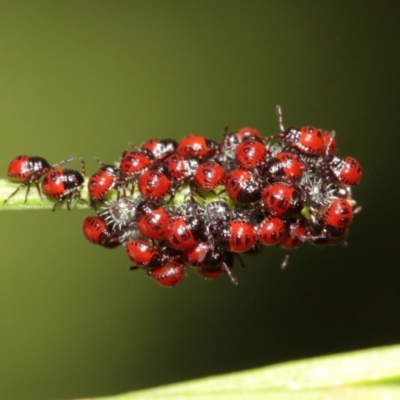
0,179,233,211
0,178,91,210
88,344,400,400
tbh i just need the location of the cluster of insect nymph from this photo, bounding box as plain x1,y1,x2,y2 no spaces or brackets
4,106,362,287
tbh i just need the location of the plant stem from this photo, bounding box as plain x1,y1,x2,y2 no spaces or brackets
0,179,233,211
0,178,91,211
85,344,400,400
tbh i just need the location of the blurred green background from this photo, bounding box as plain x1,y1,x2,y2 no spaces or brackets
0,1,399,399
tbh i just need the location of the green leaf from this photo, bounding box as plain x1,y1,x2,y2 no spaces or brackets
88,345,400,399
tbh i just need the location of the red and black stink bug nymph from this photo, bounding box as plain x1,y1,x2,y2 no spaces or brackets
263,152,304,183
137,164,173,201
136,200,171,241
235,139,269,170
227,220,257,253
224,169,261,203
262,182,304,217
120,148,154,179
324,155,362,186
41,158,86,211
281,220,306,249
323,199,353,237
141,139,178,162
4,155,74,203
165,215,203,251
82,215,120,248
272,105,325,156
164,154,199,184
88,158,122,201
193,160,226,192
257,215,286,246
177,134,219,160
222,126,263,149
126,239,165,267
147,261,185,287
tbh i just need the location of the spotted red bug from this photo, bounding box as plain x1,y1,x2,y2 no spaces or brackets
323,199,353,237
281,221,306,249
198,261,238,285
321,130,338,155
184,241,209,267
236,127,262,141
264,152,303,183
193,160,226,191
177,134,219,159
228,220,257,253
120,149,154,178
141,139,177,162
273,106,325,155
41,159,86,211
137,164,172,201
88,159,121,201
165,216,202,251
148,260,185,287
82,215,120,248
136,201,171,240
224,169,261,203
222,126,263,149
197,265,224,280
262,182,304,217
4,155,73,203
184,242,238,284
309,226,349,246
257,215,286,245
235,139,269,170
126,239,165,267
163,154,199,184
324,155,362,186
184,241,223,267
